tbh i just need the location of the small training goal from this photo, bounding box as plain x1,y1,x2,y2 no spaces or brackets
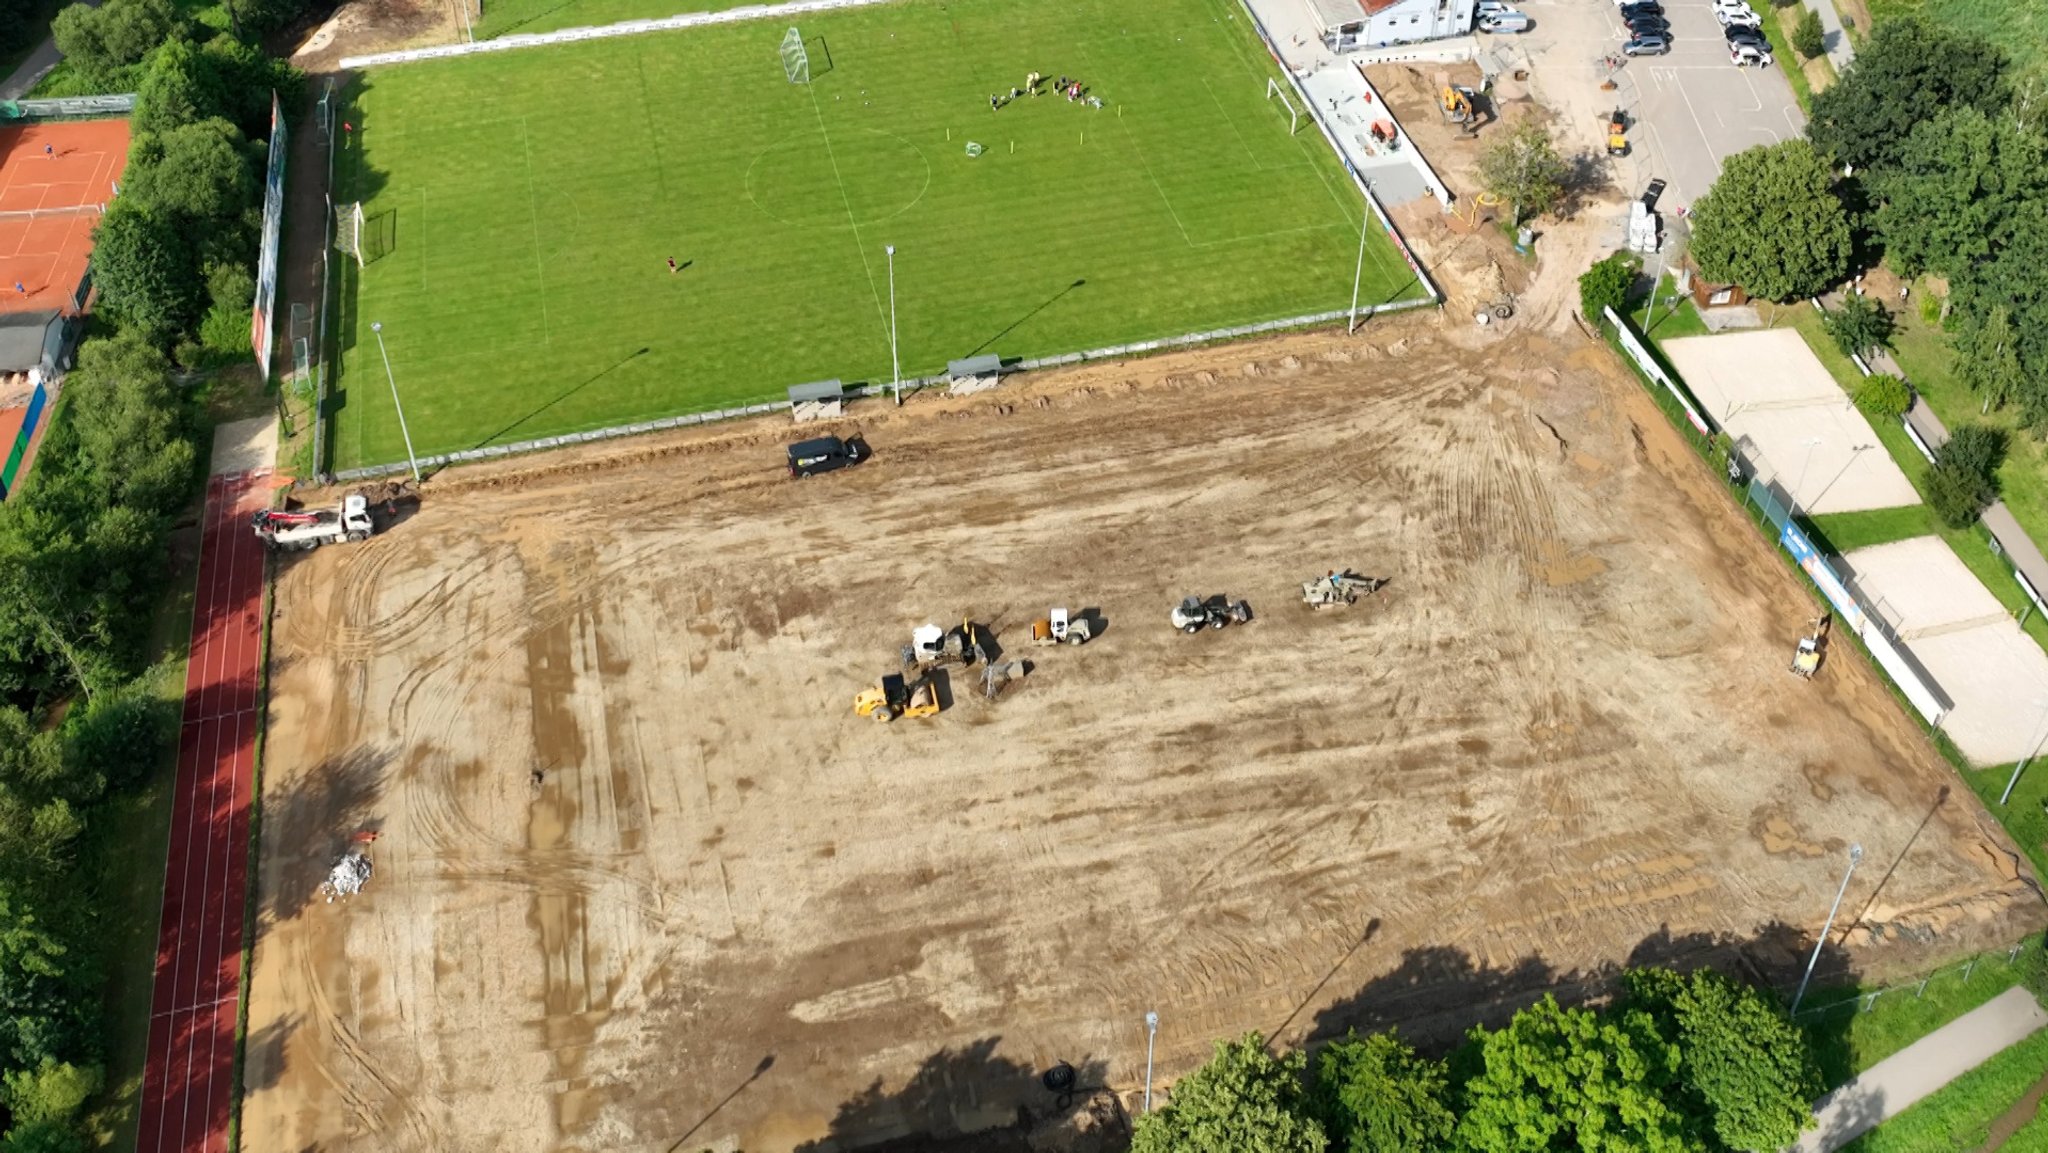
780,27,810,84
1266,77,1303,135
335,201,366,268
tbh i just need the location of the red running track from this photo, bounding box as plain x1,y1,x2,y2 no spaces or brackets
138,471,270,1153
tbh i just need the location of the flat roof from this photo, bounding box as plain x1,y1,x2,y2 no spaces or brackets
1303,0,1366,30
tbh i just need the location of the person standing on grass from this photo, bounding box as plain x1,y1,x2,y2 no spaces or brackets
990,94,1000,111
667,257,679,274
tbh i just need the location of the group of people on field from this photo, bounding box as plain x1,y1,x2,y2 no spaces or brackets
990,72,1103,111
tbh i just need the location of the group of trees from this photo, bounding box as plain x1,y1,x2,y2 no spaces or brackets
1688,17,2048,437
0,0,298,1144
56,0,296,361
1132,966,1820,1153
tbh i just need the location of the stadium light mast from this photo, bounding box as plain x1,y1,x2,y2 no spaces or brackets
1142,1011,1160,1113
1348,188,1372,334
1790,842,1862,1015
886,245,901,405
371,322,422,483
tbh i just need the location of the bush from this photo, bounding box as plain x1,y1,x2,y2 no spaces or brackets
1919,290,1943,326
1792,8,1825,58
1927,459,1992,528
1579,251,1641,325
197,261,255,358
1853,374,1913,419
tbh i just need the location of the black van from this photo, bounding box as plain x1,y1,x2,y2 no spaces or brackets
787,435,869,479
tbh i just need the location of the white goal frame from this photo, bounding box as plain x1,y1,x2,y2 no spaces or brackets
780,26,810,84
1266,77,1303,135
335,200,366,268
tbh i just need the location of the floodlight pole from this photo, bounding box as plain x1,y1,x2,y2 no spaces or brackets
1999,700,2048,805
1143,1011,1160,1113
371,322,422,483
886,245,901,405
458,0,474,42
1791,842,1862,1015
1348,186,1372,334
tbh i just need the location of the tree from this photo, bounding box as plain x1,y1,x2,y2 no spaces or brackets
134,34,297,139
1927,459,1993,528
86,205,202,341
1941,424,2007,490
1871,108,2048,280
1955,306,2025,415
1791,9,1824,59
123,119,256,230
1806,16,2009,172
1132,1033,1327,1153
61,332,193,518
1579,251,1640,324
1312,1031,1454,1153
1689,140,1851,302
1823,293,1893,360
1478,119,1569,226
1623,968,1820,1151
0,1120,88,1153
49,0,181,90
1453,995,1698,1153
1,1058,100,1126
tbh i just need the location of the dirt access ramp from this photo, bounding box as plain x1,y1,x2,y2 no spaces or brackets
243,316,2044,1153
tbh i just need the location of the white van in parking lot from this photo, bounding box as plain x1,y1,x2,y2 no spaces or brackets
1479,9,1531,31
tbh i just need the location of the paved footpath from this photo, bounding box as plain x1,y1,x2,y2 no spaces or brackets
1802,0,1855,74
1790,986,2048,1153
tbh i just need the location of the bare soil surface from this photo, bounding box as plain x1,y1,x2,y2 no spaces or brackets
243,313,2045,1153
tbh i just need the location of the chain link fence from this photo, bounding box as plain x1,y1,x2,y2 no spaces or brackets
1791,938,2040,1022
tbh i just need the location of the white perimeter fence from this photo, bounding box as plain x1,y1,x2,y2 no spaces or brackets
340,0,900,67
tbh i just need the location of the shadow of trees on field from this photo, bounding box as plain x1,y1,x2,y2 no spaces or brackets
790,1041,1120,1153
260,746,389,928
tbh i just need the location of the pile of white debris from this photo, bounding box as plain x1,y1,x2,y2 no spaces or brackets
320,842,375,903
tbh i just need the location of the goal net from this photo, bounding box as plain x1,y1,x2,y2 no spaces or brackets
780,27,809,85
1266,77,1303,135
335,200,366,268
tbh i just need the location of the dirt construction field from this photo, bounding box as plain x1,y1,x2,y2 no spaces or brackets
244,315,2045,1153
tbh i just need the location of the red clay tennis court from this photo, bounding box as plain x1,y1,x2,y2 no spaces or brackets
0,118,128,314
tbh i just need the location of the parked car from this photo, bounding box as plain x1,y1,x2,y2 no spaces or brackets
1626,15,1672,34
1618,1,1664,15
1717,7,1763,26
1723,23,1767,43
1480,11,1531,31
1729,41,1773,65
1475,0,1518,16
1622,34,1670,54
786,435,870,478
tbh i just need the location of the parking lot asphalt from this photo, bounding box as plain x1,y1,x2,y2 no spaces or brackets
1495,0,1806,213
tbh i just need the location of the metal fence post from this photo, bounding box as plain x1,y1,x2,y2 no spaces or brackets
1863,992,1878,1012
1917,977,1928,998
1965,958,1976,982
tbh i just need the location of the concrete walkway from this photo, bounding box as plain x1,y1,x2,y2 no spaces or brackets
1790,986,2048,1153
1802,0,1855,73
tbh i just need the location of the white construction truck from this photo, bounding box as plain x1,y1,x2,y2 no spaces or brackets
252,494,376,551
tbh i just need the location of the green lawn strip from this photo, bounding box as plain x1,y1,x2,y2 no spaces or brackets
1634,274,1709,341
1756,2,1815,112
1840,1023,2048,1152
334,0,1421,468
1806,505,1936,553
1887,300,2048,579
1799,939,2046,1087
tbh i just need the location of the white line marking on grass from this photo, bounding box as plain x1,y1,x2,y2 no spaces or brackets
806,84,891,347
520,119,553,348
1115,116,1193,246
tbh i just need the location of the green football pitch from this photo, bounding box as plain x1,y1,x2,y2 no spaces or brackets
329,0,1426,469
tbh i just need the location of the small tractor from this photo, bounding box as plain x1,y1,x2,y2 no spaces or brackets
1171,595,1253,634
1606,108,1629,156
854,672,941,722
1031,607,1094,647
1302,570,1388,609
1441,85,1478,133
1789,614,1831,679
252,494,376,551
